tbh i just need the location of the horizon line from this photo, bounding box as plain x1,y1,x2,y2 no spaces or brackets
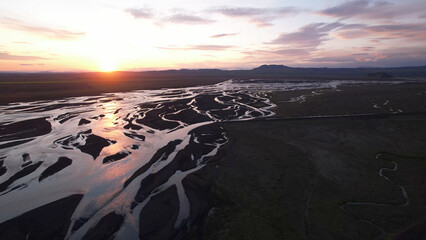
1,64,426,74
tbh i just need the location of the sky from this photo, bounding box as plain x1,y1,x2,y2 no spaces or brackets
0,0,425,72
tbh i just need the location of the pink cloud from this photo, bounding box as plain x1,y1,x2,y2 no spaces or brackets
334,23,426,42
1,18,84,40
211,6,301,27
0,52,50,61
157,45,233,51
317,0,426,20
269,22,343,48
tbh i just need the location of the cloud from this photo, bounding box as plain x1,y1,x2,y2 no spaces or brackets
14,41,30,44
304,46,426,67
317,0,426,20
241,48,310,58
211,6,300,27
318,0,374,19
213,6,298,17
157,45,233,51
0,52,49,61
308,55,361,64
125,7,154,19
334,23,426,41
367,24,426,39
213,7,266,17
248,18,273,27
370,47,426,67
210,33,238,38
20,63,45,66
333,29,366,39
306,50,389,65
164,13,214,24
272,49,311,57
124,6,300,26
125,7,214,25
239,47,313,67
361,47,375,52
1,18,84,40
270,21,426,55
269,22,343,48
230,43,426,68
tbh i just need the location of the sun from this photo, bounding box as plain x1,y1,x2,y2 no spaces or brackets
99,60,117,72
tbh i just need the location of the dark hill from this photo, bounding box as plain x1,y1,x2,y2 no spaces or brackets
235,65,426,79
252,65,291,71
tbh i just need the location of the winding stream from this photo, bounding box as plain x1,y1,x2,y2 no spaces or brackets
340,152,410,240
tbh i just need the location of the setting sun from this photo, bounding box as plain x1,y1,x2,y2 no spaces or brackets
99,60,117,72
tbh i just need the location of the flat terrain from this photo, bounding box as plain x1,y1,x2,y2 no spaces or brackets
186,83,426,240
0,72,229,104
2,66,425,105
0,78,425,239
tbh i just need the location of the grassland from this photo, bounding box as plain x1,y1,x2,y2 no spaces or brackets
186,83,426,240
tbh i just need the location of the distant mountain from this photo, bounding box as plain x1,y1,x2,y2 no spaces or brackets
167,68,225,74
2,65,426,80
240,65,426,79
252,65,291,71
